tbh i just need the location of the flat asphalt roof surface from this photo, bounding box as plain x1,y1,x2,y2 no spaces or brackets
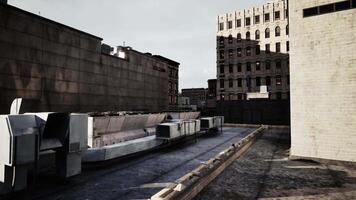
4,127,254,200
196,128,356,200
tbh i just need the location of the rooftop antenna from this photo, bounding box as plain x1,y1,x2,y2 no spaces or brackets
123,41,126,47
38,11,41,16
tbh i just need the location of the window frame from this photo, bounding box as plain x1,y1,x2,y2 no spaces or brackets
255,15,260,24
275,26,281,37
228,21,233,29
275,11,281,20
276,42,281,53
265,28,270,38
255,30,260,40
219,22,224,31
245,17,251,26
236,19,242,27
264,13,270,22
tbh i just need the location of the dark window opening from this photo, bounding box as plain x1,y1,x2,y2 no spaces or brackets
276,60,282,69
303,7,318,17
265,13,270,22
335,1,351,11
229,64,233,73
256,61,261,71
265,28,270,38
237,48,242,57
286,41,290,52
246,47,251,56
246,17,251,26
266,76,271,86
228,49,233,58
246,31,251,40
303,1,353,18
320,4,334,14
286,25,289,35
256,45,261,55
220,65,225,74
256,77,261,86
228,21,233,29
238,79,242,87
276,42,281,53
220,79,225,88
237,63,242,72
219,36,224,45
276,75,282,85
236,19,241,27
275,26,281,37
247,77,251,87
266,60,271,70
275,11,281,20
219,50,225,59
246,62,251,71
229,79,233,88
228,35,233,44
255,15,260,24
237,33,242,43
219,22,224,30
255,30,260,40
265,44,270,54
237,93,243,100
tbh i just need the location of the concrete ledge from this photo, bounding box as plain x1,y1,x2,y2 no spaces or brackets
83,136,163,162
289,155,356,166
225,123,290,129
150,126,266,200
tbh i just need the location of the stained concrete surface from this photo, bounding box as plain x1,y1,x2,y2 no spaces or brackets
2,127,253,200
195,129,356,200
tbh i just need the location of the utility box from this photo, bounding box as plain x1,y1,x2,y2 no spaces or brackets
201,116,224,132
156,122,183,140
0,113,88,193
0,115,38,191
182,120,201,136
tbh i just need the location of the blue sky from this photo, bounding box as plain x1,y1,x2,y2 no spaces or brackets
9,0,267,90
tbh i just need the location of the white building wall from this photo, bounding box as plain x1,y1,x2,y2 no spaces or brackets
290,0,356,162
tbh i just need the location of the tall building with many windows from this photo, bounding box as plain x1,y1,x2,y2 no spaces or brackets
216,0,290,101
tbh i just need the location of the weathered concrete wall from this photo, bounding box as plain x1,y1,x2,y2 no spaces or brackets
290,0,356,162
0,4,169,113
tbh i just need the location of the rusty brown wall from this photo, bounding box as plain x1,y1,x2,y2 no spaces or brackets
0,4,169,114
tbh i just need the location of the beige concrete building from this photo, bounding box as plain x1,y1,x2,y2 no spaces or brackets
216,0,290,101
290,0,356,162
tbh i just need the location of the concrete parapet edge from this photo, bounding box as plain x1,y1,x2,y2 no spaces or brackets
289,155,356,166
150,126,266,200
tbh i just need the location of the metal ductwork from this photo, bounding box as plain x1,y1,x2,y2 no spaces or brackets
0,113,88,192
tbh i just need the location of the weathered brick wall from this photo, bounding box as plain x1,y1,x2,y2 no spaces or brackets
290,0,356,162
0,4,169,113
